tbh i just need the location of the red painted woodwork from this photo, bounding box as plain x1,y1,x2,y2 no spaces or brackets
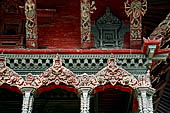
37,0,81,49
0,84,22,94
93,84,133,94
38,84,77,95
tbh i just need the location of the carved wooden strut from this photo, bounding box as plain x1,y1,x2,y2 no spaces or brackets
25,0,38,48
125,0,147,40
80,0,96,45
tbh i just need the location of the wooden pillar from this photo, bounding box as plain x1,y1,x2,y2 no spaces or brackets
21,87,37,113
78,87,92,113
25,0,38,48
137,87,155,113
137,70,155,113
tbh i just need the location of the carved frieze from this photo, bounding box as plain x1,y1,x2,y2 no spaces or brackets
0,55,155,94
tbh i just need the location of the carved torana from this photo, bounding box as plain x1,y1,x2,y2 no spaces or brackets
125,0,147,40
95,57,138,88
33,56,79,88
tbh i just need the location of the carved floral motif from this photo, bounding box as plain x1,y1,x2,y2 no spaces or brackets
125,0,147,40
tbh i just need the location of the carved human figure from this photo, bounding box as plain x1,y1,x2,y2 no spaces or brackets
25,0,37,39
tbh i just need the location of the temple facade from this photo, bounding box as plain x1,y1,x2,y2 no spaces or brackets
0,0,170,113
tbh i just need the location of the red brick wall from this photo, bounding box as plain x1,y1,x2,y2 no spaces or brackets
37,0,130,49
38,0,81,49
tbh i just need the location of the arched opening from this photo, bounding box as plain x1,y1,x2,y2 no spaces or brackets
33,84,80,113
0,84,23,113
90,84,136,113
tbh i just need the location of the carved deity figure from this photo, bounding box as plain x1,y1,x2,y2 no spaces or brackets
25,0,37,39
125,0,147,40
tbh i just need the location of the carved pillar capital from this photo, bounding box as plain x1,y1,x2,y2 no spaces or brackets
136,87,155,113
21,87,38,113
78,87,92,113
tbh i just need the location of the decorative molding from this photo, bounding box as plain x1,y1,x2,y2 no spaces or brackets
0,55,155,91
4,54,148,75
125,0,147,40
28,56,142,90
